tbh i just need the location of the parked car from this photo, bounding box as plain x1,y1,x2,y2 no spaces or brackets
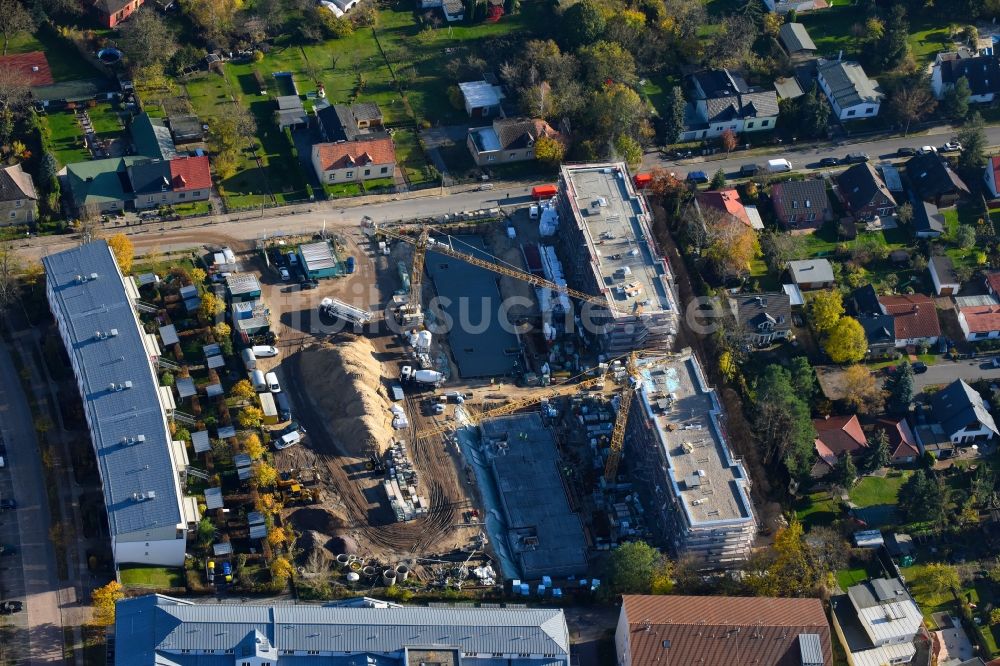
992,357,1000,369
300,280,318,290
739,164,759,177
919,145,937,154
251,345,279,358
896,147,917,157
279,267,290,281
845,152,869,164
273,422,306,450
0,601,23,615
941,141,962,152
819,157,840,167
912,361,928,374
686,171,709,184
265,371,281,393
0,499,15,511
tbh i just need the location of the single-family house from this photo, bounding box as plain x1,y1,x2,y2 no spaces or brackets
67,156,211,214
879,294,940,348
695,188,763,230
931,51,1000,103
131,112,177,161
813,414,868,477
315,101,385,143
311,137,396,185
858,313,897,359
92,0,144,27
985,156,1000,199
274,95,307,131
870,416,920,464
816,59,883,120
958,304,1000,341
680,69,779,140
905,152,969,207
0,163,38,226
615,595,832,666
930,379,999,444
836,163,896,221
929,255,962,296
830,578,924,666
729,293,792,346
66,156,146,214
459,81,504,118
467,117,561,167
0,52,53,87
986,271,1000,298
770,179,833,233
912,200,945,238
788,259,835,290
779,23,817,59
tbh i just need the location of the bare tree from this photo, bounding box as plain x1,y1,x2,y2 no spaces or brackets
0,65,29,111
889,82,937,136
0,0,33,56
0,244,22,309
117,8,177,69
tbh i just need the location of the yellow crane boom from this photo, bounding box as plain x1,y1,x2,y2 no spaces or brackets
377,225,617,314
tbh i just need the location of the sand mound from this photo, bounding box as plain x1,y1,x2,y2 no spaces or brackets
288,507,347,535
299,337,393,456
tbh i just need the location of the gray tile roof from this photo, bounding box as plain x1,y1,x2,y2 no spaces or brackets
771,179,831,222
931,380,999,439
779,23,817,54
691,68,778,122
939,54,1000,97
114,595,570,665
905,153,970,201
788,259,834,284
912,200,944,235
731,292,792,336
837,163,896,213
42,241,182,537
0,163,37,202
818,59,883,109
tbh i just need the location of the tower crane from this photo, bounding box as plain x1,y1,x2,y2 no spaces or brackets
370,222,620,326
603,351,645,483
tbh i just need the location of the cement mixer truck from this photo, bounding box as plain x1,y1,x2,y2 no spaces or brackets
400,366,444,386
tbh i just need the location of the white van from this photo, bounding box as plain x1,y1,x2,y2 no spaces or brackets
265,371,281,393
241,348,257,371
273,430,302,450
767,158,793,173
251,345,278,358
529,205,540,219
251,369,267,392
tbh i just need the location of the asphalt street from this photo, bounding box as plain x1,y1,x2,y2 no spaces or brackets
913,357,1000,392
640,124,1000,179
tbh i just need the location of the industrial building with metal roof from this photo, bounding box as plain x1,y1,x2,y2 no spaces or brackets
43,241,197,567
113,594,571,665
298,240,340,279
554,163,678,353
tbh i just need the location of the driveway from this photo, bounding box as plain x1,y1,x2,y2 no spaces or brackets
642,124,1000,180
0,342,64,665
912,358,1000,392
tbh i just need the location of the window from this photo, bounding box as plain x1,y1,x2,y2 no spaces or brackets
847,109,856,117
487,155,496,162
14,199,21,208
509,152,517,159
806,213,815,221
179,193,186,199
364,169,371,176
761,119,770,127
8,211,14,219
328,174,336,183
866,106,874,114
147,197,153,203
746,122,754,129
381,166,389,174
161,195,167,201
346,171,354,179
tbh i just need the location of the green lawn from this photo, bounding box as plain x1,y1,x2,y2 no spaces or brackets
170,201,213,217
42,111,90,167
849,470,912,508
394,129,435,186
799,7,856,59
119,565,184,589
324,182,363,198
795,490,841,529
836,566,871,590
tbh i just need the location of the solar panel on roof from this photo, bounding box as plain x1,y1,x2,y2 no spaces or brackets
192,430,210,453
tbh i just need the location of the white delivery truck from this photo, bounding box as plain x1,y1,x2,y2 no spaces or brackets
251,369,267,392
241,348,257,371
767,158,793,173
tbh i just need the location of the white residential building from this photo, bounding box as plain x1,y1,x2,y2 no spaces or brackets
43,241,198,568
830,578,923,666
817,59,883,120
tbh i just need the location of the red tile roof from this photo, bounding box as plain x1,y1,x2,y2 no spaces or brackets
960,305,1000,334
814,414,867,464
879,294,941,340
697,188,752,227
313,137,395,171
986,271,1000,296
0,51,53,87
620,595,832,666
168,156,211,192
872,416,919,461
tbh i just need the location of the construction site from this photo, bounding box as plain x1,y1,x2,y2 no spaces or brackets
206,162,761,595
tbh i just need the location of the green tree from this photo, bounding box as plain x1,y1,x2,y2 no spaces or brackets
0,0,34,56
898,469,946,526
865,429,891,473
605,540,668,595
798,83,829,139
117,8,177,68
753,365,817,478
920,562,960,595
835,452,857,488
823,317,867,364
196,516,215,546
534,134,565,166
808,290,844,334
561,0,606,49
579,40,637,88
954,224,977,249
760,231,808,271
614,134,643,168
958,112,988,172
971,463,996,506
788,356,817,402
745,522,821,597
943,75,971,120
868,4,909,71
886,360,914,414
662,86,686,145
160,371,175,386
709,168,727,189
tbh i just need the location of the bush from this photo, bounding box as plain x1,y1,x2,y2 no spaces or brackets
252,50,264,63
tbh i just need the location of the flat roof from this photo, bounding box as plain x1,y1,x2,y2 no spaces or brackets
427,236,521,378
225,272,260,296
298,240,336,272
635,351,754,526
459,80,501,108
42,241,182,537
480,413,589,578
559,163,676,317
